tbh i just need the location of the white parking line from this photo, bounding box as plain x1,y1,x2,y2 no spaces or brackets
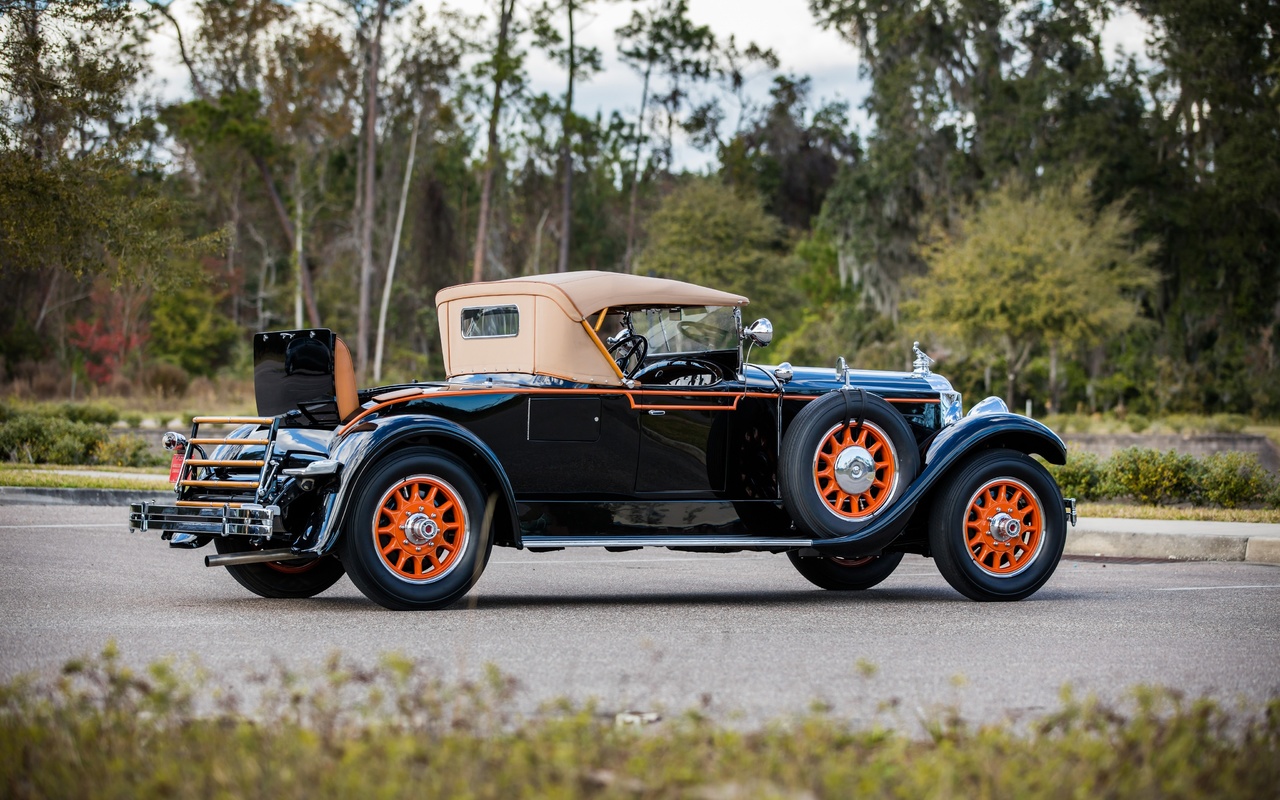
1155,585,1280,592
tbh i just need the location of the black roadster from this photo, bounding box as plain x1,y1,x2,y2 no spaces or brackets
130,271,1075,609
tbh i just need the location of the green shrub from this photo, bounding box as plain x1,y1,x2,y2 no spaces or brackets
1048,450,1106,500
59,401,119,426
1206,414,1249,434
122,411,143,429
1199,452,1276,508
1104,447,1202,505
2,650,1277,800
93,434,164,468
0,413,109,464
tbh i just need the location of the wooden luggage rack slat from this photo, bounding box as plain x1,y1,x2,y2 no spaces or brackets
174,415,280,501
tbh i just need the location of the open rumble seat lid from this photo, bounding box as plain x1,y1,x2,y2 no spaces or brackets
434,272,748,386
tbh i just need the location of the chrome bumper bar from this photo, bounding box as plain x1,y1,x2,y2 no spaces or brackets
129,501,277,538
1065,498,1077,526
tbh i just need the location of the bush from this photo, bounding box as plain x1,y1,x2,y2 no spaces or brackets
93,434,164,468
122,411,143,429
59,401,119,426
1048,450,1106,500
143,361,190,398
1104,448,1202,506
1201,452,1276,509
0,413,108,464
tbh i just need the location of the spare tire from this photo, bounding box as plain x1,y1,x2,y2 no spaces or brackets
779,390,920,539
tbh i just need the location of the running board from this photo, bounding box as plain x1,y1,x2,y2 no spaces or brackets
521,535,815,549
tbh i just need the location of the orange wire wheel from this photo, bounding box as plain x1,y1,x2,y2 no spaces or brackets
812,421,899,520
372,475,470,584
963,478,1044,577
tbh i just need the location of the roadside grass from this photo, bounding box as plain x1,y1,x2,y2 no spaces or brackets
1078,502,1280,524
0,463,169,491
2,647,1276,799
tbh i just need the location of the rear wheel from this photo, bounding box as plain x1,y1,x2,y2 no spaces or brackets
340,448,492,610
787,550,904,590
214,538,345,599
929,449,1065,601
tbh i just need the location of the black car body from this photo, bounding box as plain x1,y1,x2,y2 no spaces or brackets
130,271,1075,609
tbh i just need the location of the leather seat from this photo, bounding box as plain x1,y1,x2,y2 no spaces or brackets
334,338,359,421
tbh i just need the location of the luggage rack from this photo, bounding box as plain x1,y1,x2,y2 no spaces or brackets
173,415,280,505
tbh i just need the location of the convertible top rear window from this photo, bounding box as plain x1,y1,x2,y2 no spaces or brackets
461,305,520,338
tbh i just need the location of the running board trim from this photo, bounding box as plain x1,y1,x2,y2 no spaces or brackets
521,535,815,549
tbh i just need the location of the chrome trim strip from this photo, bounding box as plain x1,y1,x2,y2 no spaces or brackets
521,535,815,549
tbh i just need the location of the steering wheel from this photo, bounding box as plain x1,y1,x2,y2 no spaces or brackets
607,333,648,378
678,320,725,347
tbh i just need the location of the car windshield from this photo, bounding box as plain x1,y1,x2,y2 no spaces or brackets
631,306,739,355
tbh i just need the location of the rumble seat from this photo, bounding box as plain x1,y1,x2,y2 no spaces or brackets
334,337,359,422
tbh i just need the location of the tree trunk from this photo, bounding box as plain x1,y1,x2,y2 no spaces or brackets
1048,340,1059,415
293,159,303,329
557,0,576,274
357,0,389,379
472,0,515,284
375,107,422,383
623,62,653,274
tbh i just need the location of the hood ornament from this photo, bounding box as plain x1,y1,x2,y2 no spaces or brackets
912,342,935,376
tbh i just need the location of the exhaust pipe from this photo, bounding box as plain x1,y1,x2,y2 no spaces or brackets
205,548,310,568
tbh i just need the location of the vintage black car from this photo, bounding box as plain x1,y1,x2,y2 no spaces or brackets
130,271,1075,609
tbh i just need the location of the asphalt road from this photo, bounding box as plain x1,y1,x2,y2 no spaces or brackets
2,504,1278,727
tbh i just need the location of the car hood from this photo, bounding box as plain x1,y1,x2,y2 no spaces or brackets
760,364,945,400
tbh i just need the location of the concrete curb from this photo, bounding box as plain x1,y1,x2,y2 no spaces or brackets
0,486,169,507
1065,521,1280,565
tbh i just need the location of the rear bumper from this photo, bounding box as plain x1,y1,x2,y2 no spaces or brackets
129,501,277,538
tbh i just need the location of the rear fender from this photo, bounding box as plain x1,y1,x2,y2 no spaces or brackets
300,415,520,556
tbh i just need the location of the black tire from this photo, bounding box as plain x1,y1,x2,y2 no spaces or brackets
787,550,904,590
339,448,492,610
214,538,346,599
928,448,1065,601
779,391,920,538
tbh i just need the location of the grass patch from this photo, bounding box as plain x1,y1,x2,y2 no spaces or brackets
1078,502,1280,524
0,463,169,491
2,647,1276,799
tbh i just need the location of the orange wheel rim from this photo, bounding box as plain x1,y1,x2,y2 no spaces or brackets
372,475,469,584
813,421,899,520
964,478,1043,577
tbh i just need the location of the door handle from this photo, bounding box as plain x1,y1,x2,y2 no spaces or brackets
647,410,666,416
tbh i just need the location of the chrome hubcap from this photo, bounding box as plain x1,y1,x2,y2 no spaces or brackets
833,446,876,495
401,513,439,546
989,512,1021,543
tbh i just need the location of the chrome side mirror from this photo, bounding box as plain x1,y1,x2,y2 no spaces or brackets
743,318,773,347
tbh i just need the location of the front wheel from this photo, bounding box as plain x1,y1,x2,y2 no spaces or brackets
214,538,346,599
787,550,904,590
340,448,492,610
928,449,1065,601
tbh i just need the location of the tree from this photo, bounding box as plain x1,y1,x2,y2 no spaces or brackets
535,0,604,272
638,178,791,314
614,0,715,271
0,0,209,375
472,0,526,283
908,176,1158,410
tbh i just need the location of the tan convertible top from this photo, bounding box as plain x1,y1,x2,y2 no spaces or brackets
435,271,747,322
434,272,749,386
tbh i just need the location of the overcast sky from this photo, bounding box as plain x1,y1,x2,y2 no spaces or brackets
144,0,1151,170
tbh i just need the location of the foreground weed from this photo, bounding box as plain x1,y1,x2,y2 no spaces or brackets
1,646,1277,799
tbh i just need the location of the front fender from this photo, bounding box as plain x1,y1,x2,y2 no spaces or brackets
925,412,1066,466
299,415,520,556
809,413,1065,557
